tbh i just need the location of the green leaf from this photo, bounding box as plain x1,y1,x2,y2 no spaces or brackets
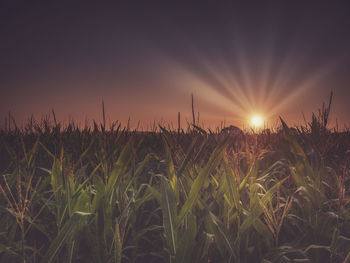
208,212,236,261
41,212,90,263
176,138,228,226
175,213,197,263
160,176,177,255
51,159,63,195
224,160,240,210
106,138,133,196
178,136,198,175
240,177,288,233
114,219,122,263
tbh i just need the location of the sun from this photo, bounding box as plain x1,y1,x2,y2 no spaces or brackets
251,115,263,128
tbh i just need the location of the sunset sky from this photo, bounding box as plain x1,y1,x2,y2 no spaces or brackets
1,2,350,130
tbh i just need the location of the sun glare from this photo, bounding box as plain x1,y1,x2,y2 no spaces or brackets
251,115,263,128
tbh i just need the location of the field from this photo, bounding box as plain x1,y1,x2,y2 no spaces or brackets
1,110,350,263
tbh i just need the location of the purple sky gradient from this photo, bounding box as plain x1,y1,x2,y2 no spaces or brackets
1,2,350,129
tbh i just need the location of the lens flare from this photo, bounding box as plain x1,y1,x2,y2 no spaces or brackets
251,115,263,127
167,37,339,129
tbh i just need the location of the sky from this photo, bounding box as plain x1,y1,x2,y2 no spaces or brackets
1,1,350,130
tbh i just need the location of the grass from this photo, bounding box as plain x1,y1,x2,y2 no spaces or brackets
0,104,350,262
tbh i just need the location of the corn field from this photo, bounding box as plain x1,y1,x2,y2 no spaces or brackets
0,112,350,262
